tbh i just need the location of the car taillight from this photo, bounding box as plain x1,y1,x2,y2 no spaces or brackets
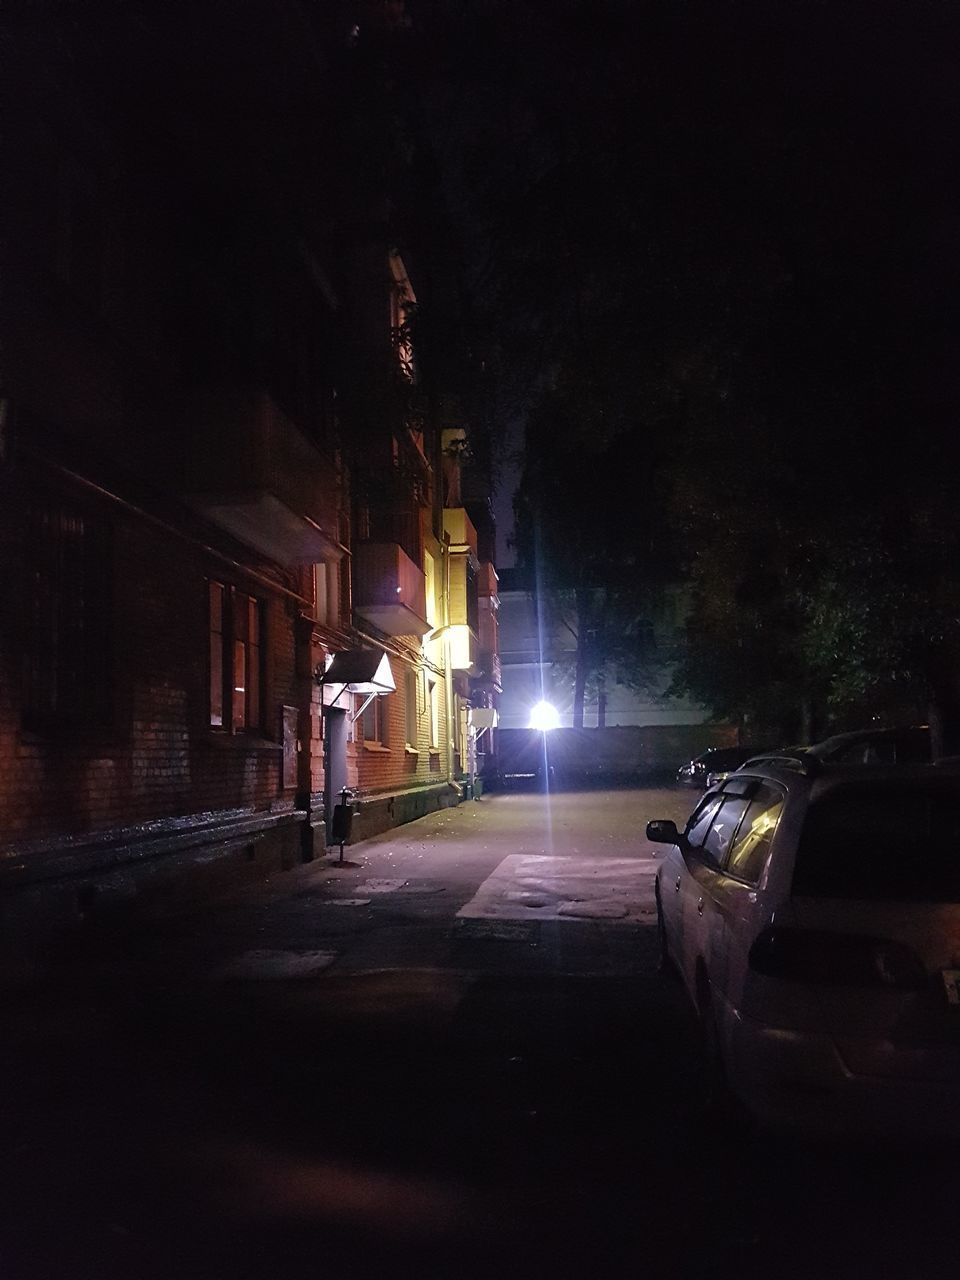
748,927,928,991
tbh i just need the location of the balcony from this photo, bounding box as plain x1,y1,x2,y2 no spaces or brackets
443,507,479,558
353,541,429,636
446,623,478,672
477,561,499,600
471,648,502,693
181,387,342,563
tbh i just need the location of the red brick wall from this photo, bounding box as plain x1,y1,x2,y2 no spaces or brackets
355,659,449,796
0,489,297,847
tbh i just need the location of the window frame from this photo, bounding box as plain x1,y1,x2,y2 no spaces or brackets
208,580,266,736
721,782,786,885
428,678,440,751
22,491,113,734
404,668,419,748
361,692,389,747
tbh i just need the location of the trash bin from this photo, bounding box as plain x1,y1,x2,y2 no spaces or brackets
331,802,354,845
330,787,355,862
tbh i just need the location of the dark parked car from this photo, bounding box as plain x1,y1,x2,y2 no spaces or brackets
806,725,931,764
742,726,931,771
676,746,769,788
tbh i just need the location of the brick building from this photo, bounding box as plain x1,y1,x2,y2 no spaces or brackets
0,2,499,967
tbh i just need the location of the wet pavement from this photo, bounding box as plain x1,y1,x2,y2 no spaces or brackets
2,786,960,1279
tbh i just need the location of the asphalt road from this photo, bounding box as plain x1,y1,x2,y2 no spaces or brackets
2,786,959,1280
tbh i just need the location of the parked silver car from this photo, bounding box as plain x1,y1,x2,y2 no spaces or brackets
649,755,960,1141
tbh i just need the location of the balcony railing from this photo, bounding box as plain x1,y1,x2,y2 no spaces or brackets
182,386,342,563
353,541,429,636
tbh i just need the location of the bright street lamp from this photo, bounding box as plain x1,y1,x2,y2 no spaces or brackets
528,700,560,731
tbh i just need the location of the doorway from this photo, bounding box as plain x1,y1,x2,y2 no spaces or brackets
323,706,349,844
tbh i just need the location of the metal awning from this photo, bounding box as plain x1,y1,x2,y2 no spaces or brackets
317,649,396,721
317,649,396,694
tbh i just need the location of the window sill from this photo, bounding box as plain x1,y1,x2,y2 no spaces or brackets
361,742,391,754
404,745,419,755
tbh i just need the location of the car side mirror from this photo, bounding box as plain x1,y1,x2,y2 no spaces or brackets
646,819,681,844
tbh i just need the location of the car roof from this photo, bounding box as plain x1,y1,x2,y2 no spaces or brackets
806,725,928,756
720,758,960,802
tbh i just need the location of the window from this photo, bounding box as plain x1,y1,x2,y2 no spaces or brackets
834,739,896,765
23,495,112,730
389,252,417,383
424,551,438,629
428,679,440,750
209,581,265,733
314,560,340,628
725,785,784,883
405,669,418,746
685,795,725,850
361,694,388,746
700,795,753,865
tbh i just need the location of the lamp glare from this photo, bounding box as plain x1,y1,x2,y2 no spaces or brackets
529,700,560,731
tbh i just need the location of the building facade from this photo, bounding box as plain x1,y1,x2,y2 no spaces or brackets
0,2,498,966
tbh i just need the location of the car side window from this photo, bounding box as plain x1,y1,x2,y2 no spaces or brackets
725,784,785,883
685,795,725,850
700,795,753,865
835,739,895,764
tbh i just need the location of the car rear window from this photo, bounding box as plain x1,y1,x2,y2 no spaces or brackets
793,783,960,902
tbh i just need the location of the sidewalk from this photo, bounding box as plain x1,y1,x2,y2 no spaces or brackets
0,787,710,1280
4,787,688,1041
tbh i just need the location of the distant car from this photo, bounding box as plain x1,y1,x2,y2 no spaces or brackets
649,755,960,1141
736,727,931,774
805,725,931,765
676,746,768,789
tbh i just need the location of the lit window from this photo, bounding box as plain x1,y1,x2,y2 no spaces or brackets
405,668,418,746
429,679,440,750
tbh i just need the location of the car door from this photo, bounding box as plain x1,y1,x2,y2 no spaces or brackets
671,791,727,995
703,782,787,1026
680,783,757,1000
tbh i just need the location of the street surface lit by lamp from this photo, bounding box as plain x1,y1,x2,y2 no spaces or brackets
528,700,559,731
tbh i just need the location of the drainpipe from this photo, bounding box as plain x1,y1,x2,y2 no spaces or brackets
441,533,457,788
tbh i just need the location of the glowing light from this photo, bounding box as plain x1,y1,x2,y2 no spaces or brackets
529,700,560,731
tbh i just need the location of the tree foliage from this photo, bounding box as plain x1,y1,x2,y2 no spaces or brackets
407,0,960,746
